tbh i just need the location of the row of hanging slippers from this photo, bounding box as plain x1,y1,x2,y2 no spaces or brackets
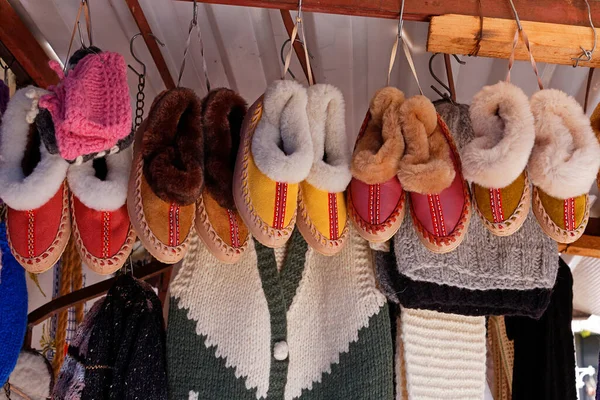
1,55,599,274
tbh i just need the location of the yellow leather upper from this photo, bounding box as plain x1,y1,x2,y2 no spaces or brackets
300,181,347,240
473,172,526,223
537,188,586,229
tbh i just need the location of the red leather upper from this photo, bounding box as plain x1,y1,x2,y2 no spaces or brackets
410,153,466,236
8,183,65,258
72,196,130,258
349,176,403,225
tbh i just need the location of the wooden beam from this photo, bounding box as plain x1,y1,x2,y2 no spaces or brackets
179,0,600,27
124,0,176,89
280,10,315,83
0,0,57,88
0,42,33,88
428,14,600,68
558,218,600,258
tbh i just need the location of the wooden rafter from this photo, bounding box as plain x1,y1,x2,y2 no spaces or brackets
0,0,57,88
179,0,599,27
125,0,176,89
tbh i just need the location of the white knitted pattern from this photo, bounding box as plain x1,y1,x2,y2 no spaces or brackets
188,391,199,400
400,307,486,400
285,228,387,400
170,233,271,399
572,257,600,316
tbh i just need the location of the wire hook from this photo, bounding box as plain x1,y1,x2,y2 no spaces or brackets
279,38,314,79
428,53,465,104
128,32,166,77
572,0,596,67
397,0,406,40
507,0,523,31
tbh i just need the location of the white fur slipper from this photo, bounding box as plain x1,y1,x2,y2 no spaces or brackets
297,83,352,255
529,89,600,243
234,80,313,248
0,87,70,273
464,81,534,236
68,149,136,274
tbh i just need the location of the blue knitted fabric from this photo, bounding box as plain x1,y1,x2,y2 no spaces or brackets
0,222,28,385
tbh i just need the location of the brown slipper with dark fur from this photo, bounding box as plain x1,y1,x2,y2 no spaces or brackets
127,88,203,264
398,95,471,254
195,88,249,263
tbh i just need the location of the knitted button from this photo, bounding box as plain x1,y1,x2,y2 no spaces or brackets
273,341,289,361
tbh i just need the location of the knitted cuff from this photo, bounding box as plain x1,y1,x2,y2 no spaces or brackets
398,307,486,399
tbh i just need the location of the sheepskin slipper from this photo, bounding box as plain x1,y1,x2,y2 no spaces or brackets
233,80,313,248
196,88,249,263
0,87,70,273
127,88,203,264
398,95,471,254
588,101,600,193
296,84,352,255
68,149,136,274
464,82,534,236
347,87,406,243
5,350,54,400
529,89,600,243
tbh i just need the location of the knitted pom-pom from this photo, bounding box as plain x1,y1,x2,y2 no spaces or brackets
0,222,28,386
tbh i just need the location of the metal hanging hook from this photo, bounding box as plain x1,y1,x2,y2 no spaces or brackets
128,32,166,77
428,53,465,104
572,0,596,67
507,0,523,31
279,37,314,80
397,0,406,40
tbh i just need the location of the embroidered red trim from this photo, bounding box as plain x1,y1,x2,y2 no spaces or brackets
564,197,575,231
27,210,35,258
102,211,111,258
489,188,505,223
169,203,181,247
328,193,339,240
227,209,240,248
273,182,288,230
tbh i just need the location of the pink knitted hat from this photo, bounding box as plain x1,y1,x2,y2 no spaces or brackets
39,52,132,161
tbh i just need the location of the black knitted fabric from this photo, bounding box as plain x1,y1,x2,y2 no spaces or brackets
375,248,552,318
505,259,577,400
81,274,168,400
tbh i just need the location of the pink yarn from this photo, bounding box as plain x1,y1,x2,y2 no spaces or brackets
39,52,132,161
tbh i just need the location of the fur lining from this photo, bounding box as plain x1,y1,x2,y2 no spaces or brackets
252,80,313,183
201,88,247,209
142,88,204,206
463,81,535,188
305,84,351,192
0,87,69,210
351,87,405,184
528,89,600,199
397,95,455,194
67,148,132,211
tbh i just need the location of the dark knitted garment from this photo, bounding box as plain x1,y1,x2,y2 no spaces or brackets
505,259,577,400
375,249,552,318
0,80,9,116
82,274,168,400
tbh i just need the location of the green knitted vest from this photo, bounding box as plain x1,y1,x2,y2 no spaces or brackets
167,228,393,400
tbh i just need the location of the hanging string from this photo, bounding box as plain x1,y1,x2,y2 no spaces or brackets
387,0,423,94
64,1,93,72
282,0,314,85
177,0,211,92
505,0,543,90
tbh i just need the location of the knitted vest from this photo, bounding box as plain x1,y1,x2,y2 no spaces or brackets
167,228,394,400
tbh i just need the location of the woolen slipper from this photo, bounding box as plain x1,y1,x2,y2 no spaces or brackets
0,87,70,273
68,149,136,274
196,88,249,263
127,88,203,264
464,81,534,236
233,80,313,248
398,95,471,254
529,89,600,243
347,87,406,243
297,84,352,255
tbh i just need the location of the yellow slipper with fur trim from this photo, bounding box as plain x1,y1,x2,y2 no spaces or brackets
233,80,313,248
463,82,534,236
297,84,352,256
529,89,600,243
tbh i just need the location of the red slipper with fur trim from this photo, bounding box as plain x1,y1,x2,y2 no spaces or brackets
0,87,70,273
127,88,203,264
398,95,471,254
347,87,406,243
68,149,136,274
196,88,249,263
